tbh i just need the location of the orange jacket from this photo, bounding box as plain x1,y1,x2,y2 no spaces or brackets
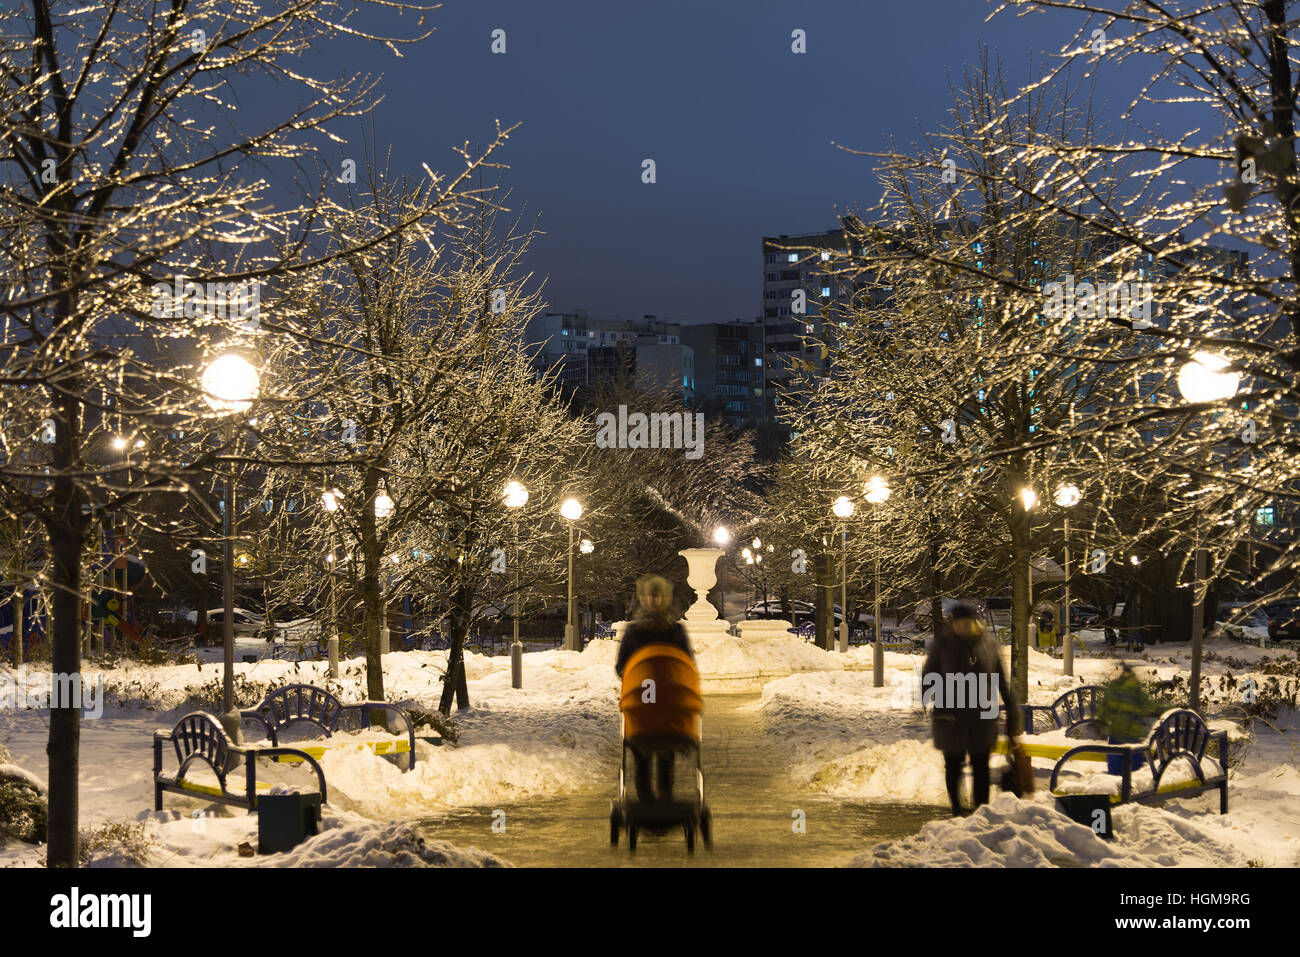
619,642,703,740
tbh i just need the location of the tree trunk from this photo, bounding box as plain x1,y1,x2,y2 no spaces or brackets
360,470,384,702
925,517,943,634
12,582,23,668
439,580,473,714
816,548,833,650
1009,504,1030,702
47,395,87,868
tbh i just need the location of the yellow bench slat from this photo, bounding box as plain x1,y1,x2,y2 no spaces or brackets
270,739,411,763
994,739,1107,761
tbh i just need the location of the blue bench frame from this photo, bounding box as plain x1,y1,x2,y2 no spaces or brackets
1013,685,1106,736
240,684,416,771
1049,708,1229,813
153,711,327,811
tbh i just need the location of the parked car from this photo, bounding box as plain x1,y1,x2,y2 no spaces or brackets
186,607,263,633
259,617,322,642
907,597,992,633
1068,604,1102,628
1219,601,1267,630
744,600,857,628
746,600,815,626
1265,601,1300,640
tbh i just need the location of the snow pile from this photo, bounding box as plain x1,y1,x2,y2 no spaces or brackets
859,793,1247,867
738,634,848,675
798,738,950,804
267,819,508,868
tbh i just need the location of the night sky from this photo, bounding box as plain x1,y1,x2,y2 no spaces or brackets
318,0,1141,324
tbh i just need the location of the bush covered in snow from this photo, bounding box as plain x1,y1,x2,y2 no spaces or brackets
74,821,156,867
0,746,47,845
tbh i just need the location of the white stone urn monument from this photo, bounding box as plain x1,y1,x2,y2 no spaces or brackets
677,548,733,643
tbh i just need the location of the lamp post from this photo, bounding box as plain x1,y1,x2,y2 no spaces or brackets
713,526,730,621
321,489,342,676
579,537,594,642
561,498,583,652
201,352,260,743
504,480,529,688
865,475,891,686
832,496,854,653
1177,351,1239,712
1054,483,1081,676
1017,485,1039,661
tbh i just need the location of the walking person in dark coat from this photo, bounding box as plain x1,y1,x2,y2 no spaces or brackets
614,575,694,679
922,603,1022,816
615,575,697,802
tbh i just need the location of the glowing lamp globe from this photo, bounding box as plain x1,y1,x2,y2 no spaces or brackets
1054,484,1081,508
503,481,529,509
865,475,891,504
1177,352,1239,403
201,353,260,413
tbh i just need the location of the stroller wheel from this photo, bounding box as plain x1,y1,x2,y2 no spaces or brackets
684,822,695,854
700,807,713,848
627,824,638,852
609,807,621,847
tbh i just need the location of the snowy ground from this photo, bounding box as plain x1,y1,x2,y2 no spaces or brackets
0,622,1295,866
752,628,1300,866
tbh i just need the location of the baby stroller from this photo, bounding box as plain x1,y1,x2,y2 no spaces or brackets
609,642,713,853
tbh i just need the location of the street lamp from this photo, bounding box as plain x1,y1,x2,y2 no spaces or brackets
832,496,854,653
578,537,595,643
320,488,342,676
1019,486,1037,653
864,475,891,686
1177,351,1239,712
713,526,730,621
201,351,260,743
504,480,529,688
560,498,583,652
1054,483,1081,676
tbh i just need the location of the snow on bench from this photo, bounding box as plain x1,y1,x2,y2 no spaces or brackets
240,683,417,771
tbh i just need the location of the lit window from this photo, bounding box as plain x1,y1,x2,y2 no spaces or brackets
1256,507,1275,527
787,253,798,263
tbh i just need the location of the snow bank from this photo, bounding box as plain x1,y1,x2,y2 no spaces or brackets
267,819,508,868
797,738,950,804
859,793,1248,867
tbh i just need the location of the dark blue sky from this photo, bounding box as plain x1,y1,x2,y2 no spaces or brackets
337,0,1137,323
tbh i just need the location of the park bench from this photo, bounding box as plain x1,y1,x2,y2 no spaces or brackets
1048,708,1229,812
240,684,417,771
153,711,327,811
1011,684,1105,736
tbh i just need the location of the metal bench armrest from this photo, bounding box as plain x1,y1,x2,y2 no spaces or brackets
1020,704,1057,734
350,701,417,769
251,746,329,804
1049,742,1141,793
239,710,276,744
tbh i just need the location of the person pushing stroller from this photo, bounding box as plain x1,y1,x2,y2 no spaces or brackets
615,574,700,803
